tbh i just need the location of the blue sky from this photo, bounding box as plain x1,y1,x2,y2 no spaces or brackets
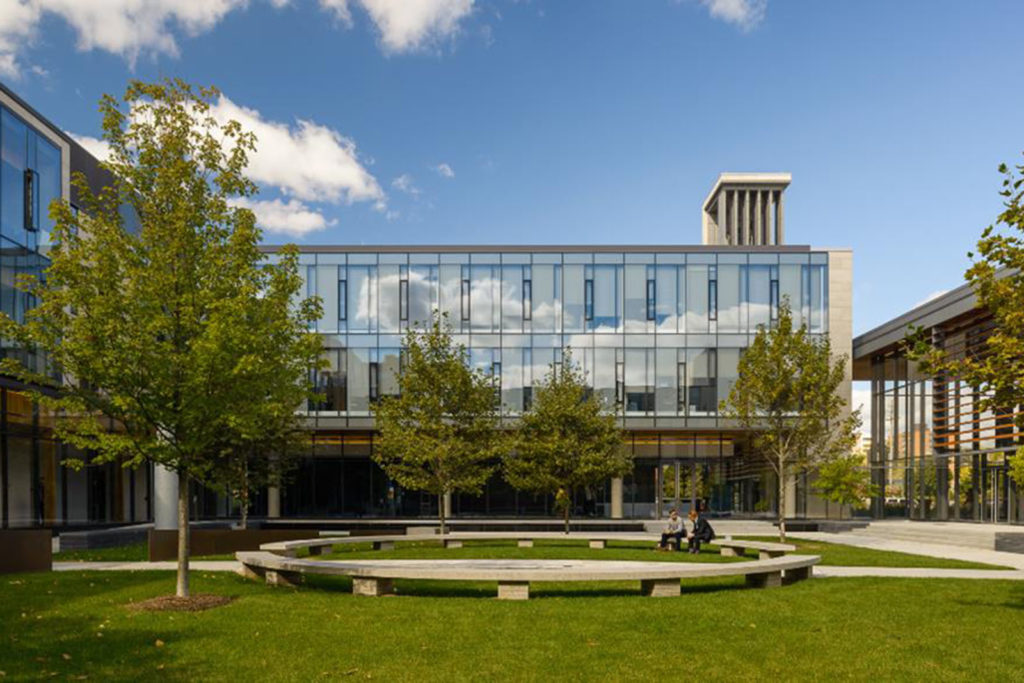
3,0,1024,335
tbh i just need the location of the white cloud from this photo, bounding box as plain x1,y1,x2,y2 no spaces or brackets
0,0,476,77
391,173,420,195
231,197,333,236
71,94,385,235
344,0,475,53
70,133,111,162
210,95,383,206
699,0,766,31
912,289,949,309
434,162,455,178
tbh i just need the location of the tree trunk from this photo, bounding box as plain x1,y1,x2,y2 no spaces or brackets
176,471,190,598
239,460,249,530
563,505,570,535
438,491,447,536
777,465,787,543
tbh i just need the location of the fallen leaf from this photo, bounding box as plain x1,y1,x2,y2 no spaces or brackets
155,640,165,648
61,654,71,661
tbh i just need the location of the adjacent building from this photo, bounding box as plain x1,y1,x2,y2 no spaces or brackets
0,82,151,530
853,276,1023,525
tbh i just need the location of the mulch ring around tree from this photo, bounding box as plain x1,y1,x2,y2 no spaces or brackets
126,594,235,612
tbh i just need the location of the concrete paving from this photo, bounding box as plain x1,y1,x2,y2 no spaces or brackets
788,531,1024,571
814,566,1024,580
54,561,242,572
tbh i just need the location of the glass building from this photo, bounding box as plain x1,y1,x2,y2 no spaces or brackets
854,278,1023,525
0,83,150,530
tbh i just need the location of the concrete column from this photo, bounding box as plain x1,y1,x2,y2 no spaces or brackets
742,190,750,245
754,190,763,245
610,477,623,519
153,464,178,530
730,190,739,245
267,486,281,518
776,191,785,244
716,192,727,245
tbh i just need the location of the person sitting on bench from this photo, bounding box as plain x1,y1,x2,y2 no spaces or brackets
687,507,715,554
659,508,686,551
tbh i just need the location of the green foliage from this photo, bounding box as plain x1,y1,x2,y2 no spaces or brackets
372,312,501,532
720,302,861,540
504,350,629,531
814,452,878,518
0,79,323,594
906,154,1024,486
1010,448,1024,489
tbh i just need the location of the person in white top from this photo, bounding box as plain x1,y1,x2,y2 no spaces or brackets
658,508,686,551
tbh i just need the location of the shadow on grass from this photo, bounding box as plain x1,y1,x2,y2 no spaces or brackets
295,573,748,600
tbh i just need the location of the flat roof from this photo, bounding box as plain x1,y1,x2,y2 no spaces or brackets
261,243,830,254
701,172,792,212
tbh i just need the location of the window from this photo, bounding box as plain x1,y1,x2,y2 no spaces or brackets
522,278,532,321
492,361,502,409
645,278,656,321
615,351,624,405
23,169,37,231
369,361,380,403
677,362,687,414
770,266,779,323
523,348,533,411
584,277,594,321
461,275,470,322
708,266,718,322
399,267,409,322
338,280,347,321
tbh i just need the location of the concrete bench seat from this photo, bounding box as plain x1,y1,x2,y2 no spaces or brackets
262,532,797,558
236,551,819,600
714,539,796,560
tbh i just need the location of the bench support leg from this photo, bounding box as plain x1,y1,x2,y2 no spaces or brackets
352,577,394,597
641,579,680,597
785,566,812,584
719,547,743,558
588,540,606,549
265,569,301,587
517,540,534,548
444,540,463,549
372,541,396,551
239,564,264,582
759,550,784,560
308,545,325,556
746,571,782,589
497,581,530,600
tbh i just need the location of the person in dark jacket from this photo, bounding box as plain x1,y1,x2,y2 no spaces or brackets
687,507,715,554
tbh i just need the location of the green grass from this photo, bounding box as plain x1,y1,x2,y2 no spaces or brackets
312,537,1010,570
1,570,1023,680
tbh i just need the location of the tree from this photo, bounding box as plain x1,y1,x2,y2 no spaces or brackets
907,154,1024,489
504,350,629,533
372,312,501,534
720,302,860,541
0,79,322,598
814,452,878,519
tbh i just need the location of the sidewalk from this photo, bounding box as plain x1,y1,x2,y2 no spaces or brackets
54,560,242,572
788,531,1024,571
814,566,1024,580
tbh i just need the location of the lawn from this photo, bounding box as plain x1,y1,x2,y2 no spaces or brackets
1,570,1023,680
314,537,1009,570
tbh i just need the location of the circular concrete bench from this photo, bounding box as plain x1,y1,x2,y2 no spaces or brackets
261,532,795,556
236,551,819,600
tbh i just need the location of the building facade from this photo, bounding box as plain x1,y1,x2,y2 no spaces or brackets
0,83,150,530
0,78,855,527
853,277,1023,525
270,172,852,520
